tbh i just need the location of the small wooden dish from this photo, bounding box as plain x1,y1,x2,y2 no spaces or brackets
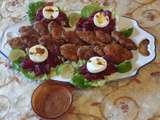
31,80,72,119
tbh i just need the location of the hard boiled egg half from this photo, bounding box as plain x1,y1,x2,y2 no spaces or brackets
42,6,59,19
93,12,110,28
87,57,107,74
29,45,48,63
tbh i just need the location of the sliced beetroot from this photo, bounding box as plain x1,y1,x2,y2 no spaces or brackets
34,63,51,76
76,17,94,31
43,64,50,73
36,9,44,21
47,45,62,67
103,19,115,34
34,64,43,76
80,65,88,75
49,44,61,56
76,10,115,34
103,10,112,19
76,18,85,29
36,9,69,27
84,73,105,80
46,2,54,6
46,55,60,68
55,12,69,27
103,62,117,75
80,61,117,81
83,16,95,31
21,58,35,70
21,45,62,76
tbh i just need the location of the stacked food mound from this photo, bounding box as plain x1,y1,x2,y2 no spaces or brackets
8,1,137,88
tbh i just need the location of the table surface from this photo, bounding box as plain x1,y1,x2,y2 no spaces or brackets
0,0,160,120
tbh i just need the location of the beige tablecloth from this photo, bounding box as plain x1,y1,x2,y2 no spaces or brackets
0,0,160,120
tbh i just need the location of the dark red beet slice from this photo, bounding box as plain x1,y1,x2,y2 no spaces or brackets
36,9,69,27
34,64,43,76
76,10,115,34
46,2,54,6
21,58,35,70
55,12,69,27
36,9,44,21
43,64,50,73
80,61,117,81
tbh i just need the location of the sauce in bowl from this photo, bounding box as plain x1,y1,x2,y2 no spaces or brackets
31,80,72,119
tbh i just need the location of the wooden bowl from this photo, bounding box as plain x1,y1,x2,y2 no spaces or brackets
31,80,72,119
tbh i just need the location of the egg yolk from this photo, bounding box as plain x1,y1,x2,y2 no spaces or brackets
96,12,108,24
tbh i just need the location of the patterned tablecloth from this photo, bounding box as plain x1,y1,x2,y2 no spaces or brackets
0,0,160,120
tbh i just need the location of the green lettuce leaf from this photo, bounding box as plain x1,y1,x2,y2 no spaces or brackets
121,27,134,38
71,73,93,88
12,59,22,71
71,59,86,71
36,74,49,81
28,1,45,23
71,72,106,88
22,70,36,80
56,64,64,75
81,3,102,19
117,61,132,73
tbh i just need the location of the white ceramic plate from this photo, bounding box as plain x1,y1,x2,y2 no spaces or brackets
0,16,156,83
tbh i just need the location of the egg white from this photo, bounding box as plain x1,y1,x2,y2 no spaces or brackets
29,45,48,63
42,6,59,19
87,57,107,74
93,12,110,28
